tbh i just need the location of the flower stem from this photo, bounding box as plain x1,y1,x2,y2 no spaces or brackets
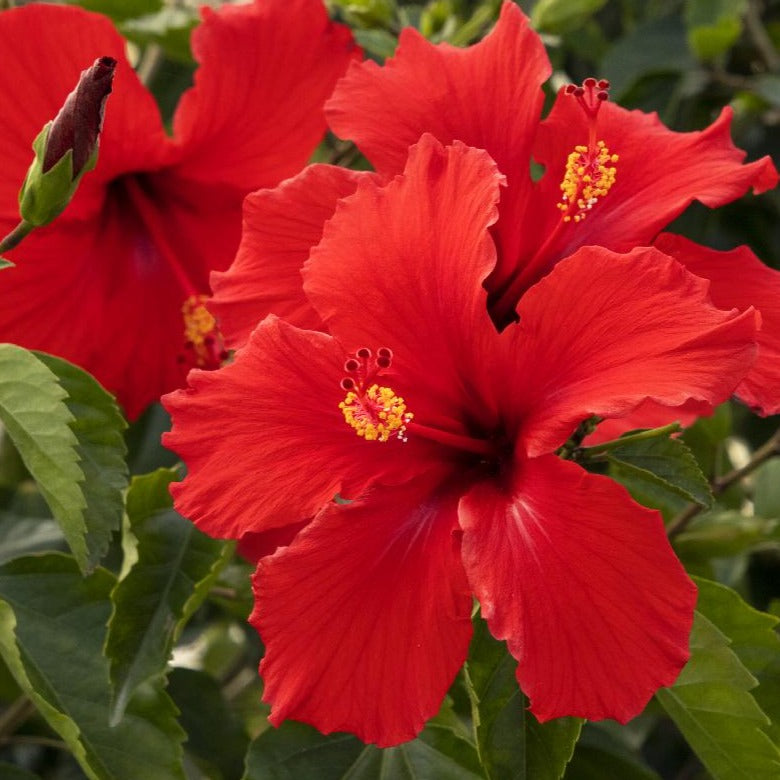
667,426,780,537
576,421,682,458
0,220,33,254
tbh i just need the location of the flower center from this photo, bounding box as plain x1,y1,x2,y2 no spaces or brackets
557,78,618,223
339,347,413,443
180,295,228,370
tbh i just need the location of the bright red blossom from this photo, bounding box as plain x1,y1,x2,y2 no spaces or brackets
165,137,759,746
0,0,358,418
210,0,779,420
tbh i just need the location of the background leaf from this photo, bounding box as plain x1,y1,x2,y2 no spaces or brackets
0,554,185,780
655,611,780,779
105,468,232,724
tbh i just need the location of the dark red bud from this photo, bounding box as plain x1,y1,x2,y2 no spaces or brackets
43,56,116,177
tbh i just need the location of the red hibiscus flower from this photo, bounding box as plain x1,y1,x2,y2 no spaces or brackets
164,136,759,746
0,0,358,419
210,0,778,421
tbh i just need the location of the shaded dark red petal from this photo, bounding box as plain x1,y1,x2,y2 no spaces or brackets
253,473,472,747
326,2,549,288
525,100,778,292
656,233,780,416
304,135,507,431
164,316,426,539
210,165,372,350
170,0,360,192
459,455,697,722
237,521,309,564
510,246,759,456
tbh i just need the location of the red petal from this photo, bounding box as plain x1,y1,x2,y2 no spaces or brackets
170,0,359,191
164,316,425,539
304,135,506,429
210,165,371,350
254,474,473,747
327,2,548,178
656,233,780,416
512,246,759,456
0,4,171,226
326,2,549,287
527,100,778,284
459,455,697,722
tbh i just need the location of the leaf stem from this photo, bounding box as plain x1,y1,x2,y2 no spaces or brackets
667,426,780,537
576,422,682,458
0,220,33,254
0,695,35,738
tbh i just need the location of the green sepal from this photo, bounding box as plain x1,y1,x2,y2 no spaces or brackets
18,123,97,227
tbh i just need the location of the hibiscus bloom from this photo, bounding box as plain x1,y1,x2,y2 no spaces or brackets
165,136,759,745
0,0,358,418
210,1,778,424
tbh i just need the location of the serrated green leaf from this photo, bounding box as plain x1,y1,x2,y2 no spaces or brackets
464,615,582,780
608,435,712,509
243,719,482,780
0,344,87,567
685,0,746,61
694,576,780,746
655,612,780,780
35,353,128,571
105,468,232,724
167,667,248,780
0,553,185,780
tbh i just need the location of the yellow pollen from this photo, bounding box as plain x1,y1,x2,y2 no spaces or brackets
557,140,618,223
181,294,223,368
339,383,414,443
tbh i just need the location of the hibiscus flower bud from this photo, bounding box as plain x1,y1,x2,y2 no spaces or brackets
19,56,116,226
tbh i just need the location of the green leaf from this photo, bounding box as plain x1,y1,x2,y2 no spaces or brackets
0,344,86,567
352,28,399,60
0,762,41,780
753,458,780,518
120,8,199,64
0,513,65,565
243,719,483,780
685,0,747,61
464,615,582,780
608,434,712,510
0,553,185,780
105,468,232,724
673,511,780,562
0,257,13,269
70,0,162,23
167,667,248,780
655,612,780,780
531,0,607,34
601,15,695,99
694,576,780,745
35,352,128,571
564,724,661,780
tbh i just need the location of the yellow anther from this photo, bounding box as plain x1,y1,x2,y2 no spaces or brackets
339,383,413,443
557,139,617,223
181,294,223,368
